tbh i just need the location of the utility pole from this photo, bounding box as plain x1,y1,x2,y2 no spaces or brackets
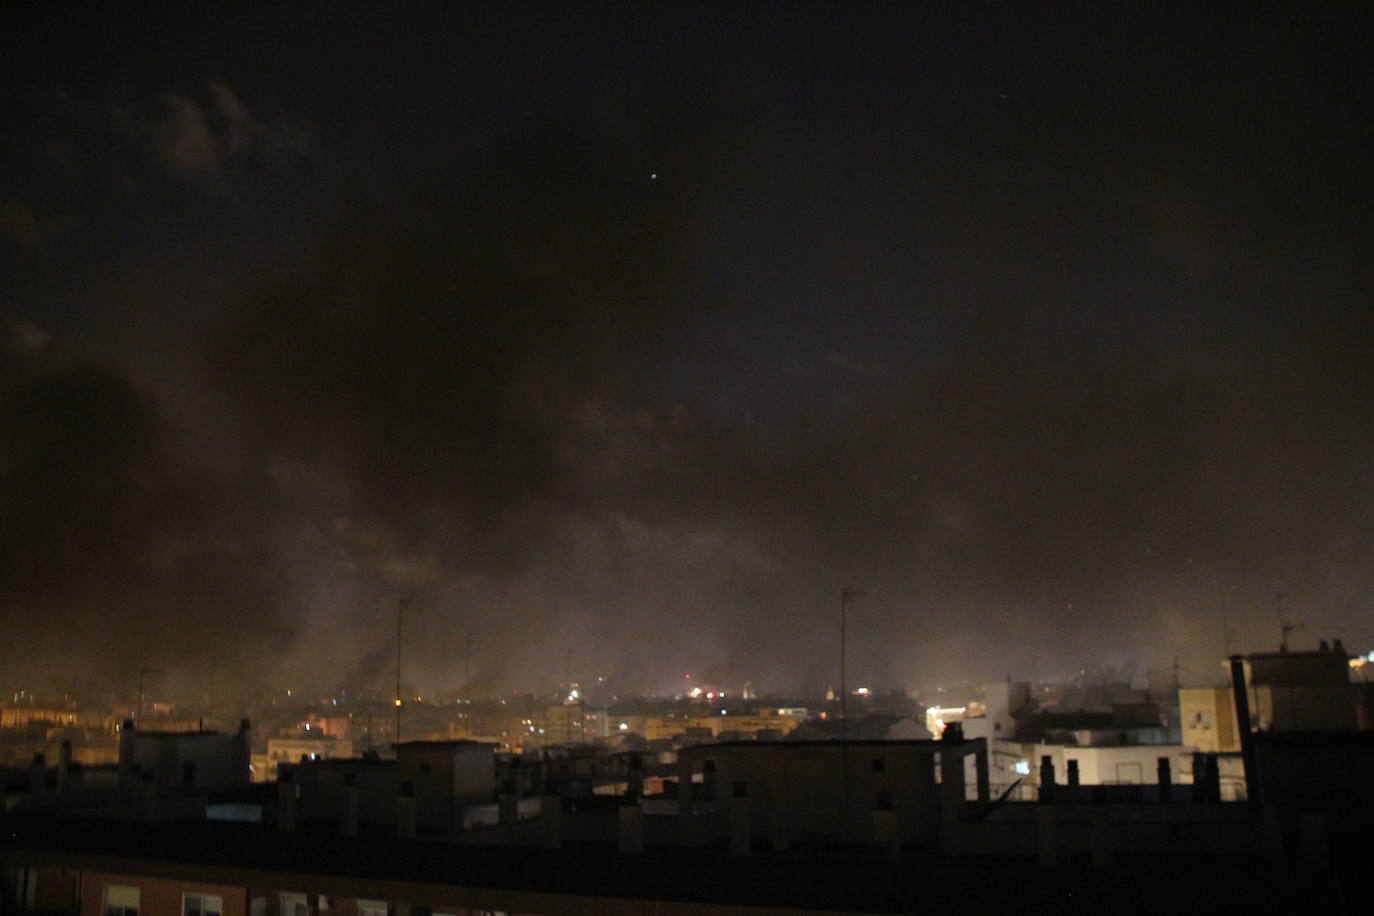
1275,592,1302,653
206,663,216,732
839,585,860,843
137,667,149,722
564,648,580,744
464,631,475,699
839,586,861,732
464,630,475,738
136,667,163,722
1275,593,1301,728
395,599,407,751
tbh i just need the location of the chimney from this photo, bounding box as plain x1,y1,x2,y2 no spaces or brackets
1157,757,1172,803
540,794,562,849
1066,759,1080,787
119,719,137,787
139,768,157,820
618,801,644,853
58,741,73,793
498,788,518,824
234,720,252,789
1039,755,1056,803
729,781,751,858
1228,655,1261,808
1333,638,1346,656
29,752,46,796
626,753,644,801
1319,639,1330,653
277,770,297,833
396,781,417,838
1037,805,1057,868
340,772,359,837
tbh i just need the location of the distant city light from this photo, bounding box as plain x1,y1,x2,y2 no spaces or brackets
855,687,871,695
618,722,628,731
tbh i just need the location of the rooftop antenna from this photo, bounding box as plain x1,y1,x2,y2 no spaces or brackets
564,648,581,744
206,663,216,732
839,585,861,843
136,667,165,723
395,598,408,751
464,630,476,699
1276,593,1303,653
839,585,862,731
1219,584,1238,660
463,630,476,737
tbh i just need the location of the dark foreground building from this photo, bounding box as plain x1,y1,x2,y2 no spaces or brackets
2,804,1369,916
4,706,1373,914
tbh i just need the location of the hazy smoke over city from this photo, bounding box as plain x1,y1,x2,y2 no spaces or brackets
2,8,1372,703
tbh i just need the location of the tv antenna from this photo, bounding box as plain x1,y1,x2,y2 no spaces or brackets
394,598,409,749
463,630,476,698
1275,593,1303,653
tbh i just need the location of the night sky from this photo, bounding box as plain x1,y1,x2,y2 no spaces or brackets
2,5,1372,698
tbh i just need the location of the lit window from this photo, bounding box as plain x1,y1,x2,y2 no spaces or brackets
280,894,308,916
183,894,222,916
1013,760,1031,776
104,885,140,916
356,900,388,916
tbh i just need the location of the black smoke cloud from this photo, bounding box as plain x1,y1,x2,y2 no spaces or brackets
5,19,1373,701
203,99,1374,696
0,333,296,694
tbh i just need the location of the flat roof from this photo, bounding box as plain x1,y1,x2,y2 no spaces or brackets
682,738,955,752
1,810,1364,914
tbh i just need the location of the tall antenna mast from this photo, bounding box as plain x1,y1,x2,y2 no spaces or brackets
565,648,574,745
839,585,861,730
838,585,861,844
464,631,475,698
1275,592,1302,653
395,598,407,750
